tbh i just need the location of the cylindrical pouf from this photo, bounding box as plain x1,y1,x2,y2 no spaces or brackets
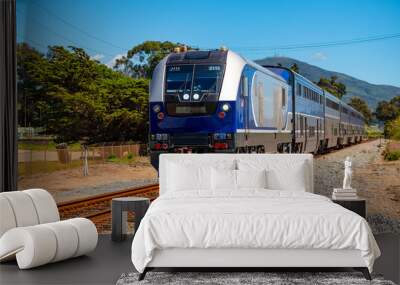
0,226,57,269
24,189,60,223
0,196,17,237
42,220,79,262
0,192,39,227
66,218,98,257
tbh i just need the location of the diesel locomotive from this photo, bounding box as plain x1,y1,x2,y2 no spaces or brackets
148,49,365,169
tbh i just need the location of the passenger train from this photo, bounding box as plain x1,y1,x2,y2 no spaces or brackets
148,49,365,169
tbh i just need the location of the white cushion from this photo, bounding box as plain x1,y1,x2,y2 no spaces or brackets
160,154,313,194
212,168,236,190
167,163,211,191
66,218,98,257
1,192,39,227
0,226,57,269
237,156,311,192
265,161,307,191
236,169,267,189
0,196,17,237
42,221,79,262
24,189,60,224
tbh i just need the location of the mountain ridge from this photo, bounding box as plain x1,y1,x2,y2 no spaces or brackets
255,57,400,109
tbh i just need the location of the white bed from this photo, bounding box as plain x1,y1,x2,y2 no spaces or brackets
131,154,380,280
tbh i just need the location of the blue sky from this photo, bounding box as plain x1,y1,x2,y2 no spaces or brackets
17,0,400,87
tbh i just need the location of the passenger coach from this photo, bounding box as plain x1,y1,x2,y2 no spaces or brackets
148,49,365,169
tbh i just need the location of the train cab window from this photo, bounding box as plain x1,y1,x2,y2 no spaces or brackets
192,64,224,95
165,65,194,94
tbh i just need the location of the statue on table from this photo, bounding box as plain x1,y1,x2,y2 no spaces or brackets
342,156,352,190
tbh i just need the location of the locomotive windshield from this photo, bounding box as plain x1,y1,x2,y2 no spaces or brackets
165,65,193,94
164,64,224,116
165,64,223,95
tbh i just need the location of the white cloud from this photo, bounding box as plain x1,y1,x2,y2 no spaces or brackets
107,54,125,68
312,52,328,61
91,54,105,61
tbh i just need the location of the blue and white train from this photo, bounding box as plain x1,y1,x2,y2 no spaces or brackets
148,49,365,169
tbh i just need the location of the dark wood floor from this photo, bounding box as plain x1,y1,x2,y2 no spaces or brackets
0,235,134,285
0,234,399,285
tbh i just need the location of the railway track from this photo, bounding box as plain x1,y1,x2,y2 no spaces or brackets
57,184,159,222
314,139,376,158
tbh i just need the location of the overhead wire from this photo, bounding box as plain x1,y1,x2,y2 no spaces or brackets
200,33,400,53
16,9,116,57
31,0,129,52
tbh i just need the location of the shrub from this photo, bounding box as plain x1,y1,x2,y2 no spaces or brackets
387,116,400,140
127,153,133,159
107,154,117,160
365,125,382,139
384,150,400,161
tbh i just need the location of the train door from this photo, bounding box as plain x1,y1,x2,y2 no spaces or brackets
240,75,250,147
316,119,319,151
304,117,308,152
241,75,250,141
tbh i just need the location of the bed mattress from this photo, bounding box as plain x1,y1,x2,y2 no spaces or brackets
131,190,380,273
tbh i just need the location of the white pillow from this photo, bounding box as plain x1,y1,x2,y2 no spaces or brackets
266,161,307,191
236,169,267,189
211,168,236,190
167,162,211,191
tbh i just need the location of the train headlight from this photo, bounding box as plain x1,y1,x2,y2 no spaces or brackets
157,112,165,120
193,93,200,100
222,103,230,112
183,93,190,100
152,104,161,113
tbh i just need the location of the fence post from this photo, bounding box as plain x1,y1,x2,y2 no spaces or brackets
83,145,89,176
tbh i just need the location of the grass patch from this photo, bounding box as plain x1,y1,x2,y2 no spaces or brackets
18,141,82,151
18,159,105,176
18,160,83,176
383,141,400,161
106,153,136,164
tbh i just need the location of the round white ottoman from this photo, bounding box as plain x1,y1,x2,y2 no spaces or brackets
0,218,98,269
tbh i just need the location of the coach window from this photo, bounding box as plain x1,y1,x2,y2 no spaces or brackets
297,83,301,96
281,87,286,107
309,126,315,137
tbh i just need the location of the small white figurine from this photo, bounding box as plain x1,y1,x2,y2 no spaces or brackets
342,156,352,189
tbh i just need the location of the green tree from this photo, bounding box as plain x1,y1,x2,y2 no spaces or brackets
17,43,50,128
17,43,150,143
290,63,299,73
317,76,346,99
386,116,400,140
375,100,399,122
114,41,196,78
348,97,372,123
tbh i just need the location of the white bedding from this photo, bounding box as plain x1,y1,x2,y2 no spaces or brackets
131,190,380,273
